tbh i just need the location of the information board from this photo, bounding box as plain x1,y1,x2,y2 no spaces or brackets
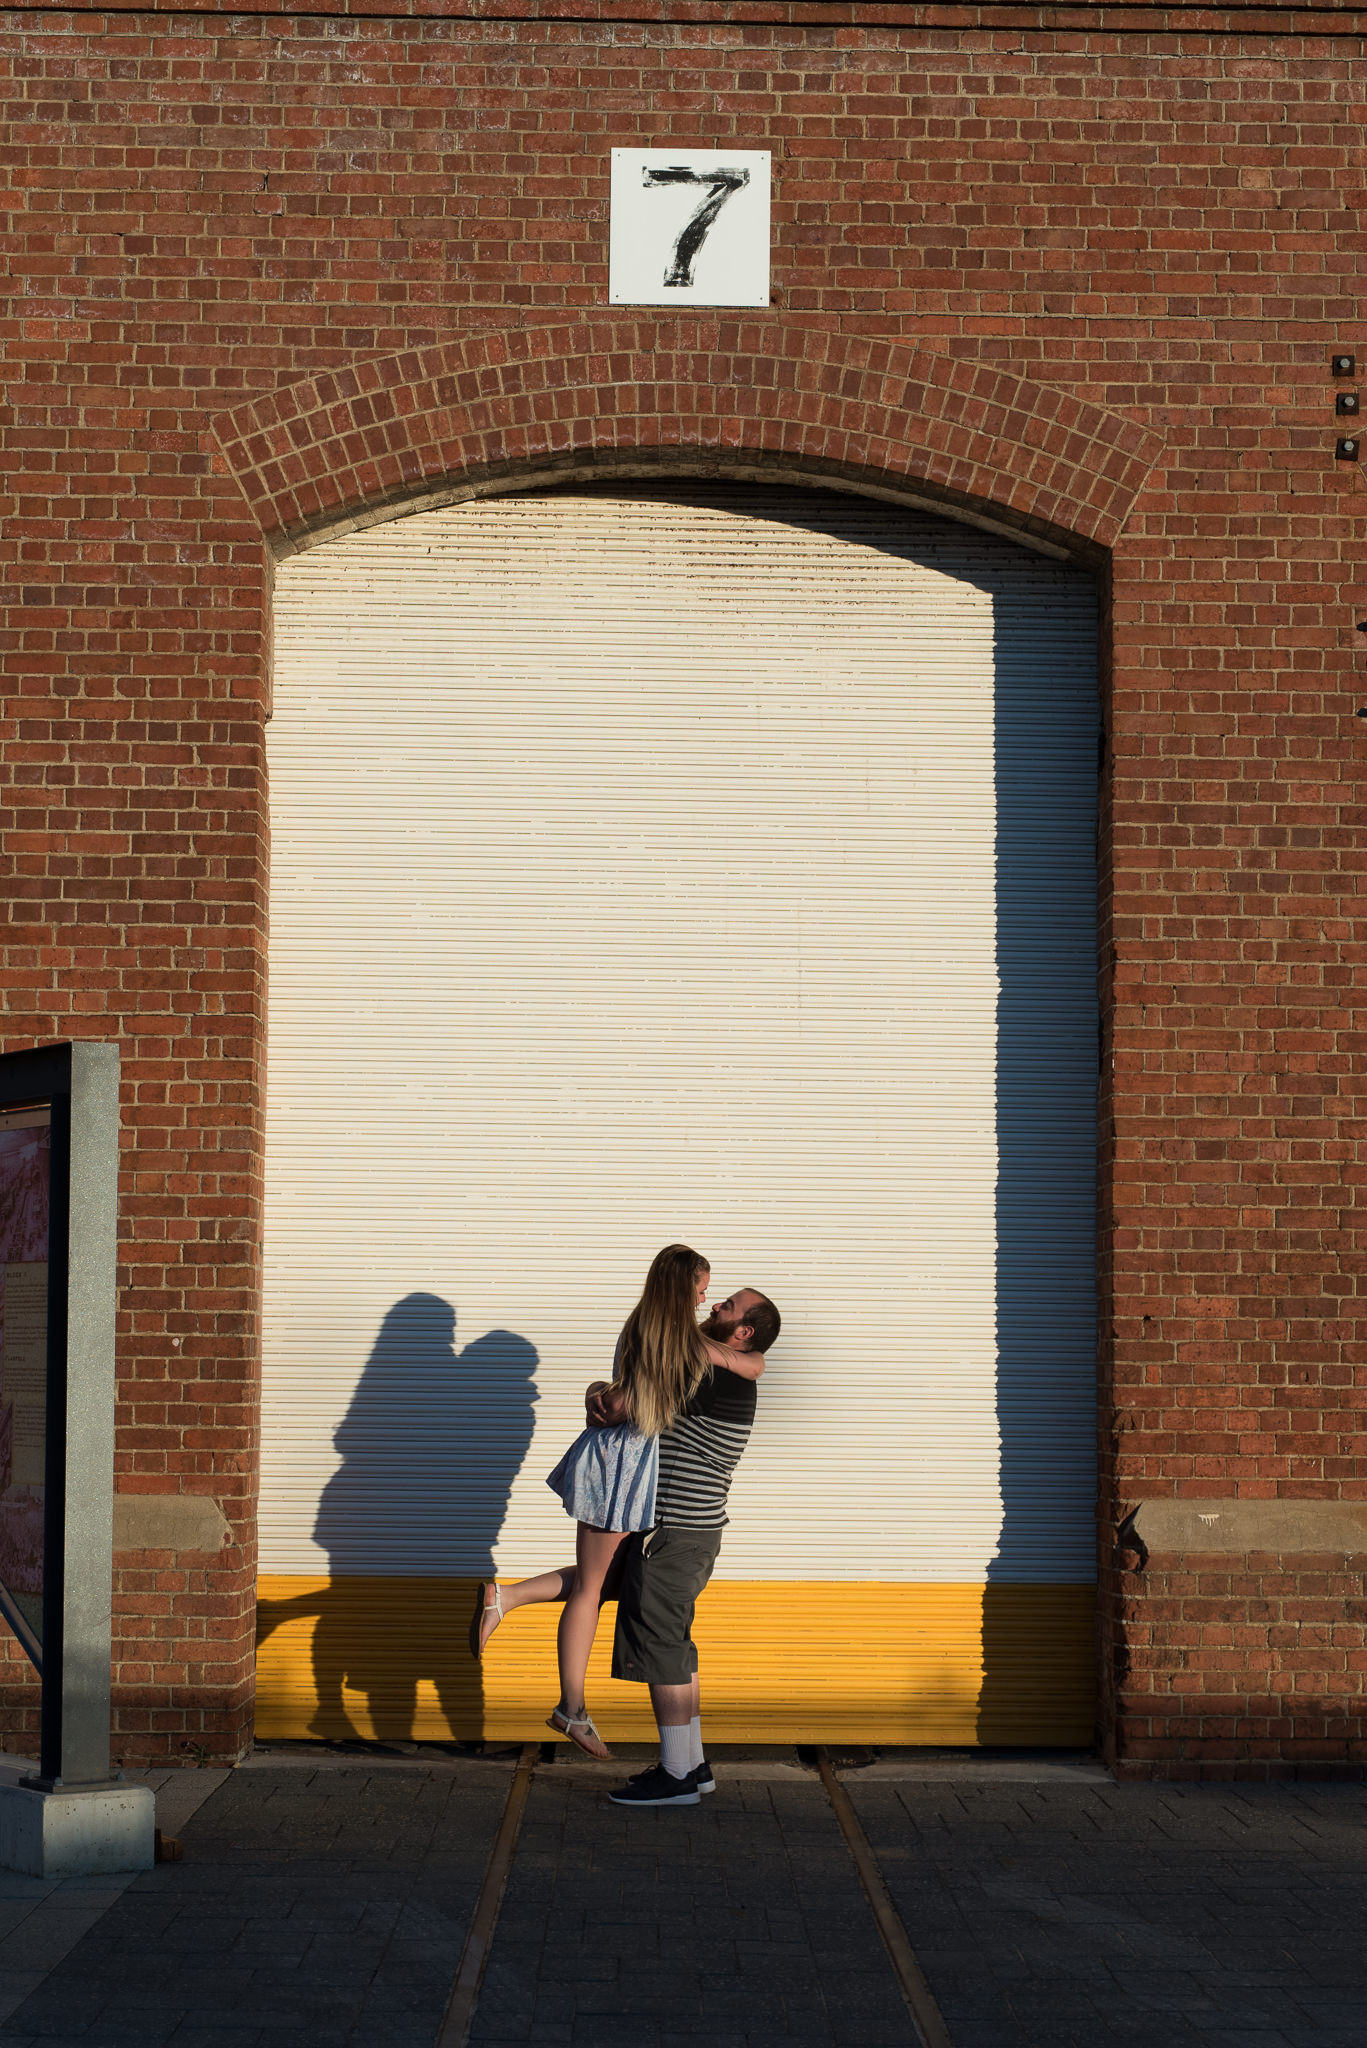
0,1044,118,1791
0,1107,49,1663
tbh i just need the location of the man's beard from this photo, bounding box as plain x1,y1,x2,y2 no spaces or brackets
699,1308,736,1340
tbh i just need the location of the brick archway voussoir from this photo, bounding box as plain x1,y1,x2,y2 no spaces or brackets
210,320,1162,559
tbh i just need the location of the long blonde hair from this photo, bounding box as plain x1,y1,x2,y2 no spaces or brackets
615,1243,711,1438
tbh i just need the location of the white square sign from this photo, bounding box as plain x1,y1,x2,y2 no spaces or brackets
609,149,770,308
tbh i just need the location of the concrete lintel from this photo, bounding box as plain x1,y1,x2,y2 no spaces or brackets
113,1493,230,1556
1128,1498,1367,1556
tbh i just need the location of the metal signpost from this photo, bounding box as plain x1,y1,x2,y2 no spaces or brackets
0,1043,152,1875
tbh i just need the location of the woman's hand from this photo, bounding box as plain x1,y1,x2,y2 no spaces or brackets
585,1379,629,1427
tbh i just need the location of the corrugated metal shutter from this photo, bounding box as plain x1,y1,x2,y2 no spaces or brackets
258,484,1098,1745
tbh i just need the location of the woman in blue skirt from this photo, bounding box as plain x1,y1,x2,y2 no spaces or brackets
470,1243,761,1758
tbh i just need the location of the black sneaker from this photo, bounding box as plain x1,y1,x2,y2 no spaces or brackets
693,1758,716,1795
607,1764,700,1807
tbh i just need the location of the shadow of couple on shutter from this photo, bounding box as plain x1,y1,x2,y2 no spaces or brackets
255,1292,536,1747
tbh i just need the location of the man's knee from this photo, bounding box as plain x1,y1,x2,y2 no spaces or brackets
648,1680,694,1727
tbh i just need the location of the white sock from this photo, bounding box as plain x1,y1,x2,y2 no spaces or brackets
687,1715,704,1771
659,1723,692,1780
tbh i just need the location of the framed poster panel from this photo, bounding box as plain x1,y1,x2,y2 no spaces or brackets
0,1101,51,1665
0,1044,119,1789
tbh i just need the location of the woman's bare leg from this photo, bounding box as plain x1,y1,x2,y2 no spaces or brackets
474,1564,575,1655
555,1523,629,1736
500,1567,576,1613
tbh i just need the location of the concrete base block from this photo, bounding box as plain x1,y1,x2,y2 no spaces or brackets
0,1781,155,1878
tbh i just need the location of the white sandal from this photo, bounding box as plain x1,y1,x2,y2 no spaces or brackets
469,1582,504,1659
546,1705,612,1760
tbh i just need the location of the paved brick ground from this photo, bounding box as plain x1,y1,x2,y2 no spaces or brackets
469,1762,910,2048
0,1761,509,2048
848,1776,1367,2048
0,1764,228,2028
4,1757,1367,2048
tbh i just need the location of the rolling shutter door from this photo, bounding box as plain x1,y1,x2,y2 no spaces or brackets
257,485,1098,1746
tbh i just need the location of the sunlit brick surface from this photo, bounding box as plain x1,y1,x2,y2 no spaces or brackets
1,0,1363,1770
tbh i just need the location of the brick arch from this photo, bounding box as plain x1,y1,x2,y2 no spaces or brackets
210,317,1162,561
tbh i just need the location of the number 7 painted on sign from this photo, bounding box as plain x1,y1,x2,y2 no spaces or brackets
609,150,771,308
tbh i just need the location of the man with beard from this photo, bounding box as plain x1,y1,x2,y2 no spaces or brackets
588,1285,781,1807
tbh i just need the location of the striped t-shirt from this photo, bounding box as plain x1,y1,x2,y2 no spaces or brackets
655,1366,757,1530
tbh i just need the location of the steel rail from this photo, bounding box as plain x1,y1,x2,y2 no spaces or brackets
816,1748,955,2048
434,1742,539,2048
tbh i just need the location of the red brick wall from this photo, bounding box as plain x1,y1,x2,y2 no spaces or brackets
1,0,1363,1769
1106,1545,1367,1781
